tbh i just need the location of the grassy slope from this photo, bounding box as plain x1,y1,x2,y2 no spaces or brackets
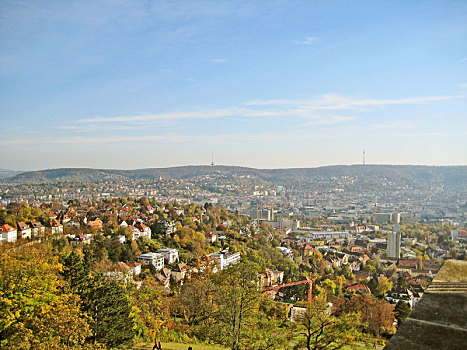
142,342,227,350
141,341,384,350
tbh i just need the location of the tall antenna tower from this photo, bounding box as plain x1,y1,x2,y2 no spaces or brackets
211,150,214,167
363,148,366,165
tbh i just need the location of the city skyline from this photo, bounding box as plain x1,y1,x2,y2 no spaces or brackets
1,1,466,171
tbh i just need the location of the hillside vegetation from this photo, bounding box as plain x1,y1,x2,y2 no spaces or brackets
4,165,467,186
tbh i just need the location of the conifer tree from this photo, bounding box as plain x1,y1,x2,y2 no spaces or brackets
82,278,136,348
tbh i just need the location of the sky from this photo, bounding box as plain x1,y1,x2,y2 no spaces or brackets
0,0,466,171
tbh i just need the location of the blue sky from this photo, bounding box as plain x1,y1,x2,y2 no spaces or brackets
0,0,466,170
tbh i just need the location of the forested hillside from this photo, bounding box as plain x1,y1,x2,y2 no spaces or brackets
4,165,467,187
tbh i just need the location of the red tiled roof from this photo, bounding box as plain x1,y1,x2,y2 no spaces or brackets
0,224,16,232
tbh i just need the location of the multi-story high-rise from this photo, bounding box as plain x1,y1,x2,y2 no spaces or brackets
387,231,401,259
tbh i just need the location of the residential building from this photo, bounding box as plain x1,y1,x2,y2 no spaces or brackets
276,246,294,259
385,285,414,305
259,268,284,287
157,220,176,235
210,250,241,270
1,224,17,242
156,248,179,264
387,231,401,259
30,221,45,236
134,222,151,239
298,231,350,241
372,213,393,223
137,252,164,270
17,221,31,239
50,219,63,234
205,232,217,243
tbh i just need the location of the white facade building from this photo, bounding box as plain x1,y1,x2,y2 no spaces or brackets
137,252,165,270
210,250,241,270
17,222,32,239
156,248,179,264
0,224,17,242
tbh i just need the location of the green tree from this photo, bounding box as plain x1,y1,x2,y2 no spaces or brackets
0,242,91,349
211,261,262,350
176,277,216,326
82,278,136,347
61,251,136,347
394,300,411,326
294,300,361,350
131,276,166,340
375,276,393,298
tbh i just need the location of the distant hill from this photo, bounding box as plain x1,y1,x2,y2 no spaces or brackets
3,165,467,187
0,169,22,180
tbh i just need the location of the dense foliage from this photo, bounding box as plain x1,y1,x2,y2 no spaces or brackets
2,198,449,349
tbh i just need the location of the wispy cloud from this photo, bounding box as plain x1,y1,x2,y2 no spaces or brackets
458,83,467,88
460,58,467,64
210,58,227,63
74,106,352,127
293,36,315,45
247,93,467,110
55,124,151,132
77,109,239,123
394,132,450,138
301,115,353,126
372,120,414,129
0,132,314,146
70,93,466,130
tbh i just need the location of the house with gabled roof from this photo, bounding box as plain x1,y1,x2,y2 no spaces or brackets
134,222,151,239
155,268,171,290
17,222,31,239
88,217,104,231
30,221,45,236
1,224,17,242
50,219,63,234
171,262,189,283
205,232,217,243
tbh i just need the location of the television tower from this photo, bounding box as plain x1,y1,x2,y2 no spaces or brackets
363,148,366,165
211,150,214,167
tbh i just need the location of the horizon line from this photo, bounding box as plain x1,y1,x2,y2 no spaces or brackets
7,163,467,174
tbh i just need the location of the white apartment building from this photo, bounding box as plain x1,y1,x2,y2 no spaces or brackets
210,250,241,270
156,248,179,264
137,252,165,270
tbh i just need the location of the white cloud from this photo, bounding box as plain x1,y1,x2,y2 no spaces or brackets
293,36,315,45
0,132,298,146
77,109,236,123
66,93,466,132
372,120,414,129
248,93,467,110
210,58,227,63
74,105,353,127
301,115,354,126
57,94,467,132
394,132,449,138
